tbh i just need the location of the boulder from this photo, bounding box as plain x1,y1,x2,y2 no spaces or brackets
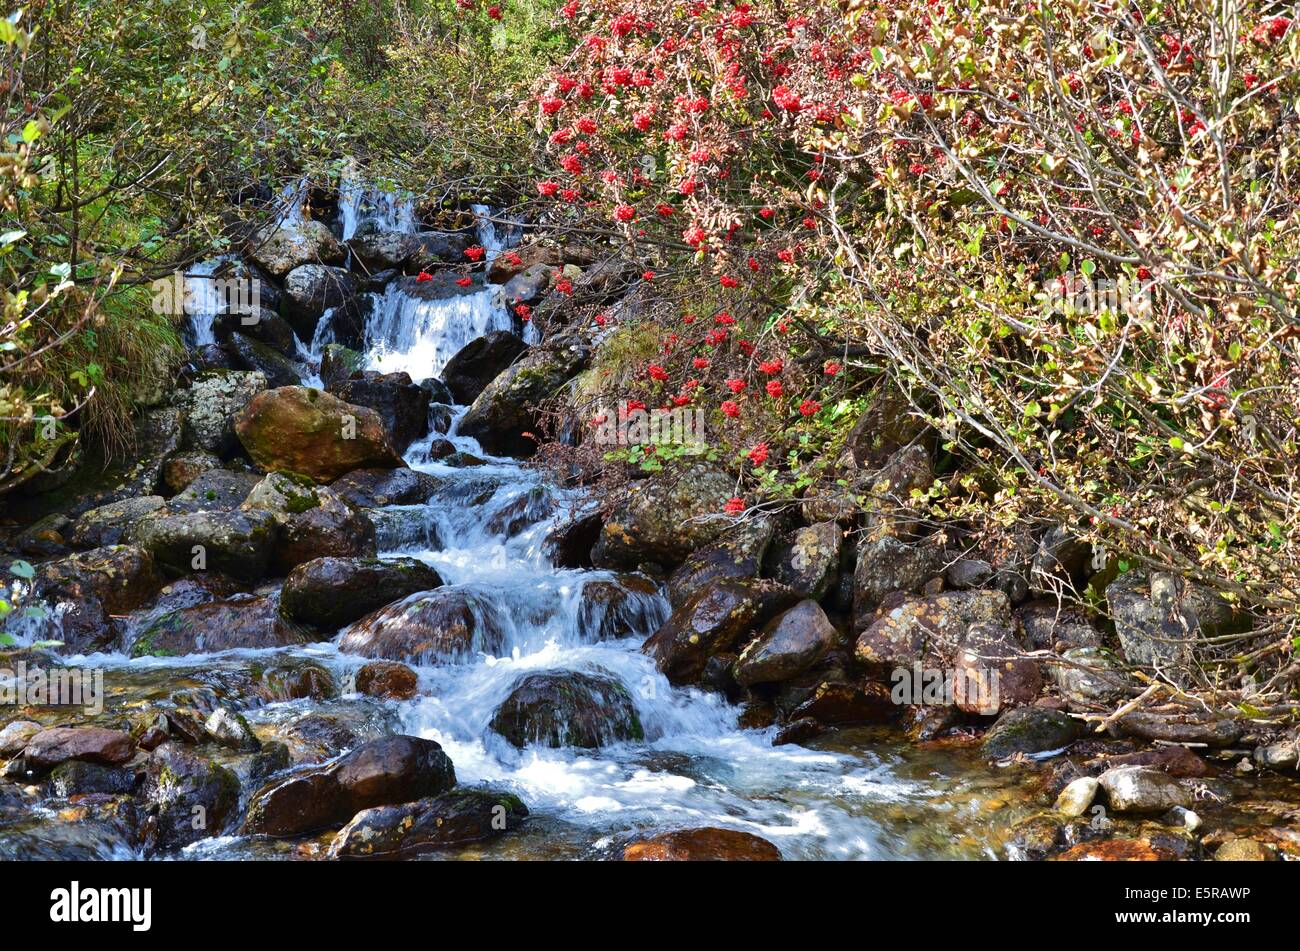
130,593,313,657
1051,646,1132,710
281,556,443,630
134,509,280,580
643,578,799,685
320,343,364,389
734,600,839,687
239,472,377,573
180,370,267,455
543,510,602,569
235,386,405,483
440,331,528,405
952,621,1042,715
225,332,303,389
242,735,456,837
137,744,240,851
623,828,781,861
248,220,345,278
328,787,528,858
763,521,842,601
1098,766,1191,814
330,467,439,508
1106,571,1246,672
852,534,945,627
21,727,136,770
489,670,643,749
458,336,590,456
339,589,506,664
347,231,423,273
1054,776,1100,817
204,707,260,752
854,589,1012,670
161,451,223,494
329,371,430,453
666,517,775,607
281,264,359,337
1214,839,1278,861
166,469,262,513
20,546,164,652
68,496,166,549
591,463,736,569
981,706,1082,758
43,761,136,799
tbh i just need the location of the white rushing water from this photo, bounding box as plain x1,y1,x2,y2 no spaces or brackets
339,176,417,240
361,284,516,379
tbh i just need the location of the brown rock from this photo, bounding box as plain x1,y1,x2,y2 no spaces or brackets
22,727,136,770
355,661,419,700
623,827,781,861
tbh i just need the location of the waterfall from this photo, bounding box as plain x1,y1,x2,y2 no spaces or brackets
361,283,515,381
182,256,238,347
339,177,417,240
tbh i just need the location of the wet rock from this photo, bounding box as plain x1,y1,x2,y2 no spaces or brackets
365,505,443,551
592,463,736,569
501,262,551,304
43,761,136,799
1098,766,1191,814
135,509,280,581
1051,646,1132,710
15,514,72,557
577,574,666,642
1106,571,1246,672
485,485,553,536
242,735,456,837
249,220,345,278
330,467,439,508
1253,737,1299,770
1117,710,1242,748
623,827,781,861
763,521,842,601
68,496,166,549
22,727,136,770
490,670,643,749
543,510,602,569
218,306,296,356
328,787,528,859
346,231,424,273
667,517,775,608
225,332,303,388
204,707,260,752
329,371,430,453
240,472,377,573
235,386,405,483
773,716,825,746
953,621,1041,715
1054,839,1170,861
340,589,506,664
734,600,838,687
140,743,241,851
441,331,528,405
162,451,223,494
981,706,1082,758
1214,838,1277,861
354,661,419,700
458,335,590,456
0,802,140,860
1055,777,1100,817
20,546,165,652
130,594,312,657
1008,814,1065,859
180,370,267,455
281,556,442,631
167,469,262,513
643,578,799,686
249,660,337,704
855,589,1012,671
738,702,777,730
852,534,944,627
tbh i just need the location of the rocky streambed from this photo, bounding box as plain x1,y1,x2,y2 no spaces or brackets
2,189,1297,862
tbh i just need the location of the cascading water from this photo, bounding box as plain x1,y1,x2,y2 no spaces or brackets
361,283,517,378
181,256,238,347
339,177,416,240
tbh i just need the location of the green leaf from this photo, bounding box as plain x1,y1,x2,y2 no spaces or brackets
9,559,35,579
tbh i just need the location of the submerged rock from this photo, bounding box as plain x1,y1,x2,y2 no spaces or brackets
489,670,643,749
235,386,405,483
242,735,456,837
576,574,665,642
281,556,443,630
328,788,528,859
623,827,781,861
